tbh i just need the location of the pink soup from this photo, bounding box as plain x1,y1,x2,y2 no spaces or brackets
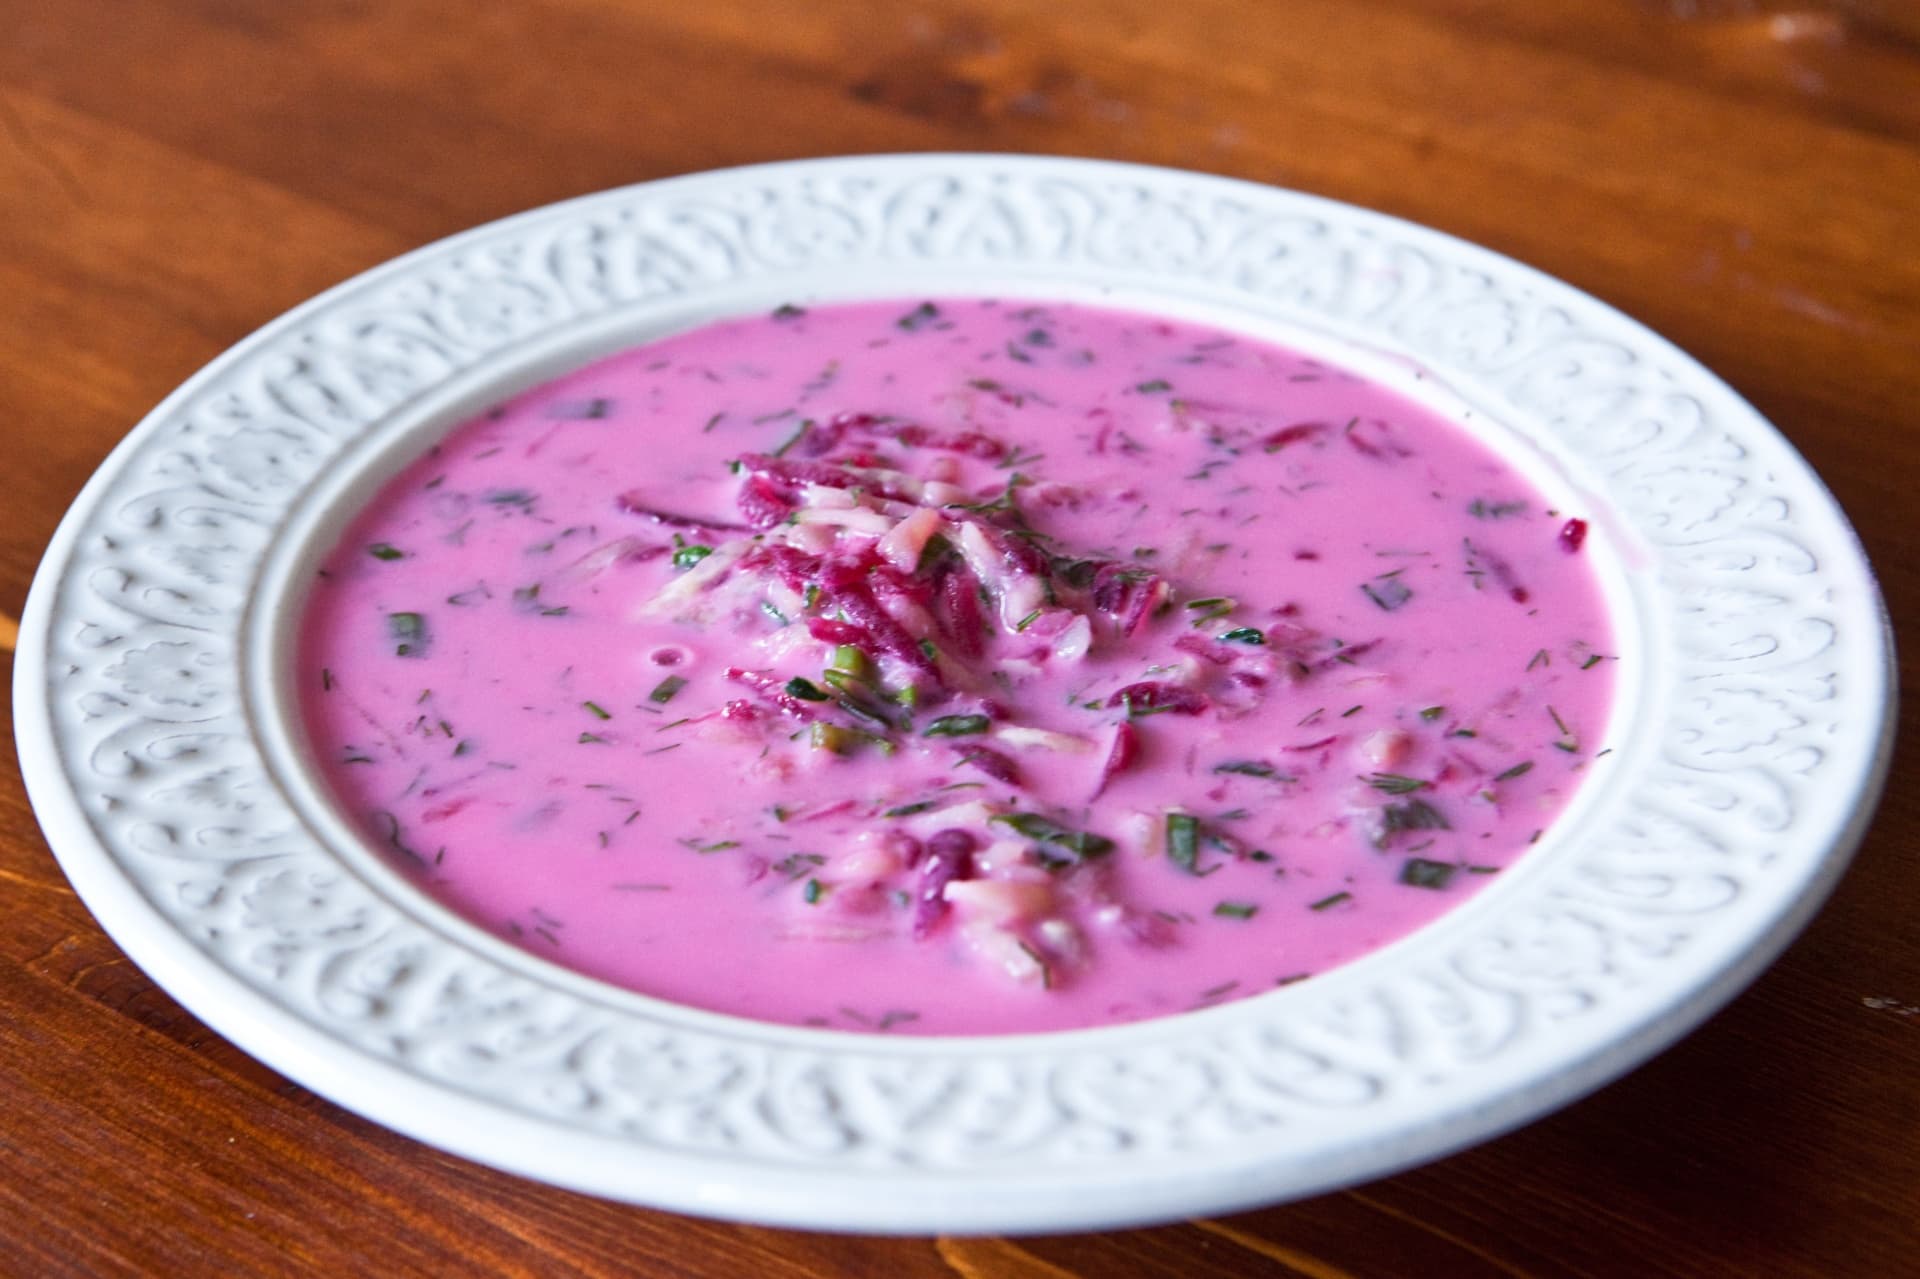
298,299,1615,1035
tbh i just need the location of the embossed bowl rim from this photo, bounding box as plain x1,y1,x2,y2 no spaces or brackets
13,154,1896,1234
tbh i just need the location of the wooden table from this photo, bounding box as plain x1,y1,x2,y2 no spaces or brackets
3,2,1915,1274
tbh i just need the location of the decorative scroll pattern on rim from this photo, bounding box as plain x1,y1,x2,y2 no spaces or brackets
35,158,1860,1174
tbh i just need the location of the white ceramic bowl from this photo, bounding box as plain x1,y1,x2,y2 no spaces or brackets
13,154,1894,1234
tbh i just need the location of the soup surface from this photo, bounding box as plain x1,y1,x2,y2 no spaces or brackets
299,298,1614,1034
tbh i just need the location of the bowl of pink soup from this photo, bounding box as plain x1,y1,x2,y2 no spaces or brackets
15,155,1891,1233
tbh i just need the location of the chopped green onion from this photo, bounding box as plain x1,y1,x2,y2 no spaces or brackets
1219,627,1266,645
388,612,427,657
367,543,406,561
582,700,612,720
1166,812,1202,873
1494,761,1535,783
1309,891,1352,912
784,676,831,702
990,813,1115,861
809,723,846,754
1183,596,1235,626
924,714,991,737
1378,798,1450,844
1213,901,1258,920
1400,858,1458,890
648,675,687,704
1366,773,1429,794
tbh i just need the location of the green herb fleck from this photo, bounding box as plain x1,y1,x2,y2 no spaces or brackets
648,675,687,705
1213,901,1258,920
1494,761,1535,783
772,853,826,879
1184,596,1235,626
367,543,406,561
784,676,831,702
1366,773,1430,794
1309,891,1352,912
582,700,611,720
1166,812,1206,874
672,538,714,571
897,301,941,331
1220,627,1266,645
1213,760,1280,779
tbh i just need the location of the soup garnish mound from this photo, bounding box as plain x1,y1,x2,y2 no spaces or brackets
299,299,1614,1035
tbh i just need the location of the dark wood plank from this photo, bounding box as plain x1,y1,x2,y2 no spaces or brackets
1,0,1915,1274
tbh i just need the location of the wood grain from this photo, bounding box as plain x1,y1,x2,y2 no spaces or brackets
2,1,1915,1274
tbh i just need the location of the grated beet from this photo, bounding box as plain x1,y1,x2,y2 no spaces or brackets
1106,682,1208,716
936,565,989,659
1260,421,1326,452
955,744,1021,785
736,474,797,529
805,617,870,647
912,829,977,938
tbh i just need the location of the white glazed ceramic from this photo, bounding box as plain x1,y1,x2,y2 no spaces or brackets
13,155,1893,1235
